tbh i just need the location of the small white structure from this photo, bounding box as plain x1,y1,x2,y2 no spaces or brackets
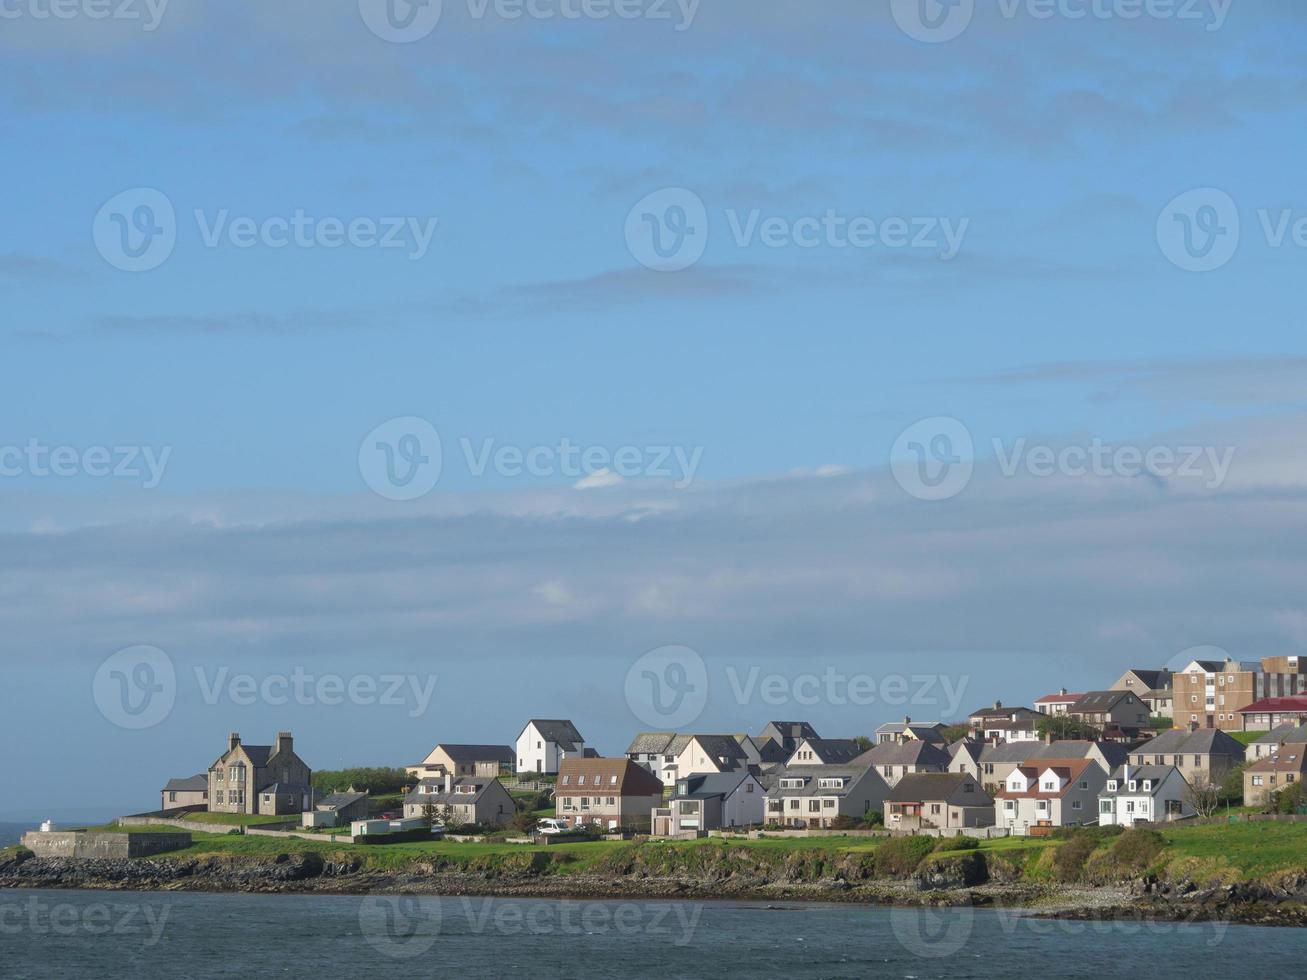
39,820,57,833
1098,764,1193,826
516,719,585,775
302,810,337,829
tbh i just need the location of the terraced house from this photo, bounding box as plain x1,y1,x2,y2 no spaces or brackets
1128,727,1245,789
208,731,312,816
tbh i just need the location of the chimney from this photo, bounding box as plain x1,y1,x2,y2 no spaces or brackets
903,716,911,726
1122,762,1129,785
228,732,241,752
1044,728,1054,745
444,772,452,794
1189,721,1199,733
1059,687,1068,696
276,731,293,755
994,699,1003,710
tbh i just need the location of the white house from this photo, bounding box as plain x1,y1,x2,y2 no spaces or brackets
1097,765,1193,826
515,719,585,775
995,758,1106,835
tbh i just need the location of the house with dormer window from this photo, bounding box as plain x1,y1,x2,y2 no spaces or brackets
995,758,1106,835
884,772,994,830
763,763,889,828
208,731,312,816
555,757,664,832
1097,765,1191,826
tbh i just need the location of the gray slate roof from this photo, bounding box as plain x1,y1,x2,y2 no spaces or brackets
798,738,864,763
526,720,584,751
1123,669,1172,690
162,774,208,793
1253,723,1307,746
1070,690,1137,713
858,741,950,767
671,772,753,800
317,791,368,810
1101,765,1176,797
437,744,514,764
1131,728,1245,758
626,732,677,754
885,772,993,806
404,776,498,805
688,734,749,765
766,765,876,798
258,782,312,796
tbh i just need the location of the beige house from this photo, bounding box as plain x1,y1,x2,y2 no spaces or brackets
403,774,515,827
160,774,208,812
884,773,994,831
1243,749,1307,808
1066,690,1149,738
765,763,890,828
1128,727,1245,789
406,743,514,780
208,731,312,816
555,758,665,832
1249,723,1307,761
787,737,864,766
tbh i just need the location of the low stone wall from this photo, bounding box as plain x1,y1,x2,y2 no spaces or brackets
118,814,241,834
22,831,192,859
894,826,1008,840
245,827,356,844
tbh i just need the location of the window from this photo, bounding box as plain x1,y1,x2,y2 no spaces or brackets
1004,800,1014,811
930,804,941,814
610,775,618,785
746,782,754,793
1100,800,1112,814
169,792,177,802
788,799,799,810
561,775,570,785
1078,781,1088,790
216,790,224,804
1125,801,1135,813
1072,801,1081,810
1252,776,1263,786
606,797,616,805
823,799,834,809
1128,781,1137,791
1106,780,1117,791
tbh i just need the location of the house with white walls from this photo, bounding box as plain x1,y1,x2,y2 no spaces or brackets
995,758,1107,835
1097,765,1192,826
515,719,586,775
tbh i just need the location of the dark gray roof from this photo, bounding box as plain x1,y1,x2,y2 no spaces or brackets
404,776,499,805
858,741,950,767
798,738,864,763
949,739,984,762
1101,765,1177,797
1254,723,1307,746
162,774,208,793
626,732,677,754
525,720,584,751
978,741,1046,764
1070,690,1138,713
241,745,273,767
316,791,368,810
762,721,819,742
1040,740,1129,767
885,772,992,806
672,772,753,800
1131,729,1245,758
766,765,877,798
436,744,514,764
688,734,749,765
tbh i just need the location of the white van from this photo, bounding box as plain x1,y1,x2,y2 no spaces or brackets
536,818,570,835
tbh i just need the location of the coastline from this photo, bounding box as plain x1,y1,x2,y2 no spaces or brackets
3,851,1304,928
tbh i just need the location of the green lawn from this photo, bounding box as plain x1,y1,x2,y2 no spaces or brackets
1227,730,1268,747
181,812,294,827
1157,819,1307,878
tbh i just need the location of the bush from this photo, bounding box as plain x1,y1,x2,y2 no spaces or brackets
1052,834,1098,881
933,836,980,852
830,815,860,830
1106,827,1165,873
1271,781,1307,814
874,835,937,877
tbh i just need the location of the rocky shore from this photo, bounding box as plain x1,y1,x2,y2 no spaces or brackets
2,847,1304,927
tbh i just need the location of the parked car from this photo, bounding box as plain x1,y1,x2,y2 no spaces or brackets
536,817,570,835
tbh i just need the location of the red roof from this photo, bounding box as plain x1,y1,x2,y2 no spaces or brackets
1035,692,1084,704
995,758,1095,800
1239,696,1307,715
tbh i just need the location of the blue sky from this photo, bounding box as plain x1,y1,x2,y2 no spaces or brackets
3,1,1307,819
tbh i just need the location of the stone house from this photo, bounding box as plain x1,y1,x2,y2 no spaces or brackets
208,731,312,816
160,774,208,812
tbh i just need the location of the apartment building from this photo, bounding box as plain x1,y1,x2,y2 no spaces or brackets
1172,656,1307,732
